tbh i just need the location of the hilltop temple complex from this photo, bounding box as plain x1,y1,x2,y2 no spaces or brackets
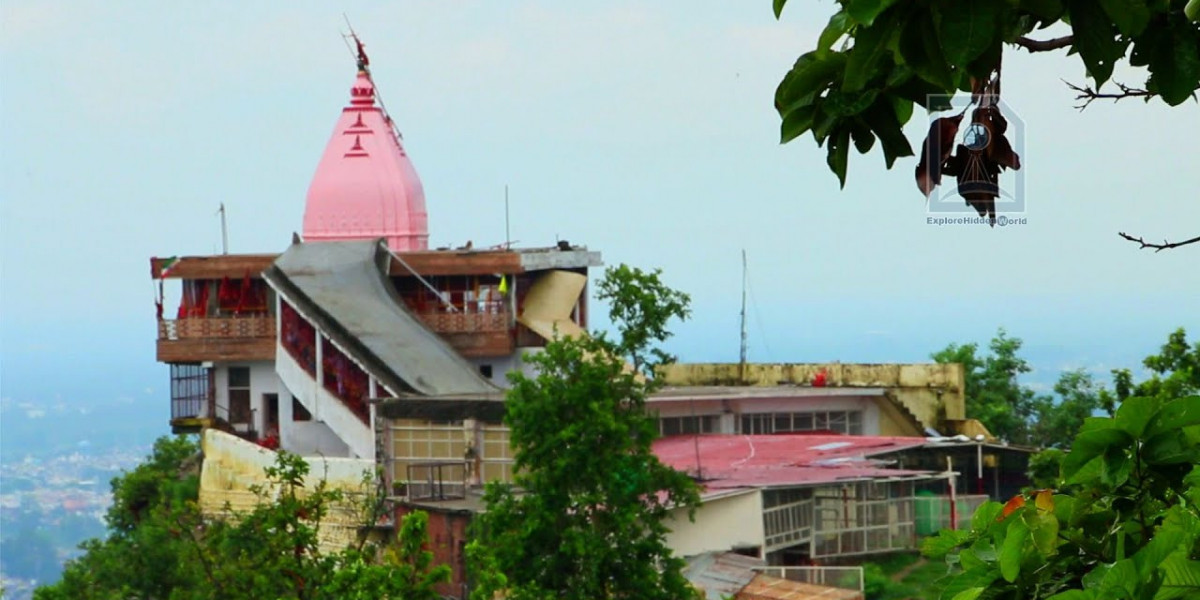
148,47,1029,599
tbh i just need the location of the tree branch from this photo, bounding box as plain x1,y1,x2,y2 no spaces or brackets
1064,80,1152,110
1014,35,1074,52
1118,232,1200,252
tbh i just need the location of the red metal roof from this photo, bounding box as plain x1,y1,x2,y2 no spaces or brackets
653,434,933,490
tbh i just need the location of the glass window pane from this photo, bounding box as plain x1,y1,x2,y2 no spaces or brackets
774,413,792,432
229,367,251,388
795,413,814,431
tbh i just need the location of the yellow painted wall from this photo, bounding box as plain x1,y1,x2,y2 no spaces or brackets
199,429,375,553
658,363,965,432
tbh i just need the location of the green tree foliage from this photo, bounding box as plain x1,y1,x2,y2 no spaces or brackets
922,393,1200,599
932,328,1045,446
36,439,449,600
771,0,1200,189
468,265,702,600
1030,328,1199,488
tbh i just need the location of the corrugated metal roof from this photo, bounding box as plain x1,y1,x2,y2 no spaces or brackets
264,240,502,398
654,434,935,489
684,552,766,600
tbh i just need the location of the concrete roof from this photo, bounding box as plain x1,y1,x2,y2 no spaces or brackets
650,386,887,402
264,239,502,398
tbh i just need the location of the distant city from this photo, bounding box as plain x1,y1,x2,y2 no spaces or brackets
0,392,163,598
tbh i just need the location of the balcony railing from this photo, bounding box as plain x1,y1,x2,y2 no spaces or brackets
159,315,275,340
416,311,509,334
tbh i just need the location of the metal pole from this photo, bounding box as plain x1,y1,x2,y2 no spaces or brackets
947,456,958,530
382,243,459,313
505,185,511,250
219,203,229,255
739,249,748,380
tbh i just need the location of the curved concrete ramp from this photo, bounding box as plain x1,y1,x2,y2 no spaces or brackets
264,239,502,398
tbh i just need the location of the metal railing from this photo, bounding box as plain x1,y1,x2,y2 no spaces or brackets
404,461,470,501
914,494,990,534
764,498,814,552
812,495,916,557
415,311,509,334
158,315,274,340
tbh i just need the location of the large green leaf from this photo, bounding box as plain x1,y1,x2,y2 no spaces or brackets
1096,559,1139,598
1145,17,1200,106
1046,591,1092,600
1133,521,1185,578
1020,0,1067,26
776,52,847,115
827,127,852,188
818,11,853,57
843,8,901,92
922,528,972,558
780,105,816,144
1098,0,1151,36
898,11,956,90
1061,427,1134,478
850,119,877,153
971,501,1004,533
1142,429,1200,465
861,99,915,167
1068,0,1129,88
1100,445,1133,486
950,588,984,600
1024,509,1060,555
936,0,1003,67
826,88,881,117
773,0,788,19
1144,396,1200,437
999,518,1028,582
939,568,999,600
1114,396,1161,436
1158,553,1200,600
847,0,904,26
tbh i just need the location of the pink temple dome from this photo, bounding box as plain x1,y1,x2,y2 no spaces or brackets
303,70,429,251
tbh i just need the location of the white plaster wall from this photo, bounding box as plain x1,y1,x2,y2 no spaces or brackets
649,399,726,419
278,386,353,457
647,395,883,435
469,346,544,387
211,361,278,434
275,344,373,460
665,489,765,558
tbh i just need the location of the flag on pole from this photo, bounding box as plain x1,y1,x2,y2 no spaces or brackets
158,256,180,278
498,275,509,295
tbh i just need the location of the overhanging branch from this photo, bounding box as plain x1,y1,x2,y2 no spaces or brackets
1118,232,1200,252
1014,35,1074,52
1064,80,1152,110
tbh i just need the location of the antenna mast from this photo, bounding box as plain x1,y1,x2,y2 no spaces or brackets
505,185,511,250
218,203,229,255
738,249,748,380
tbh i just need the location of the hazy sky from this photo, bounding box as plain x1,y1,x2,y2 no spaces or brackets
2,1,1198,418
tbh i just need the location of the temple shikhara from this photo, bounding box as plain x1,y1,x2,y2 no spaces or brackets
148,44,1029,599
